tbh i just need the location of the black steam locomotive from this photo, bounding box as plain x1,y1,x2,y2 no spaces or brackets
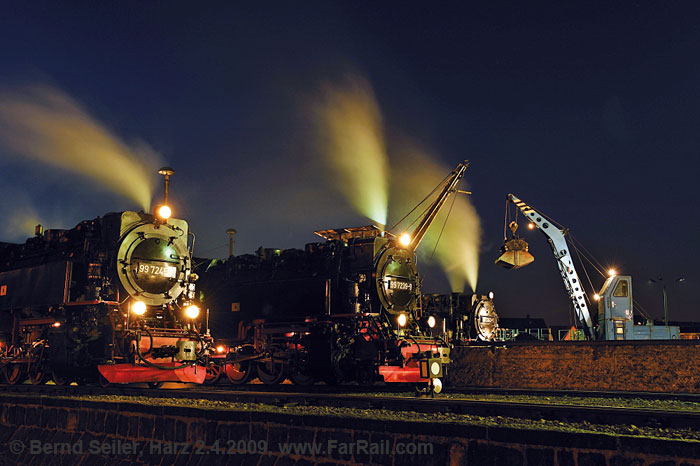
0,209,205,386
196,225,450,387
197,162,476,389
422,292,499,344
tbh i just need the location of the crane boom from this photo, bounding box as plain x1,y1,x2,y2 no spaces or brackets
506,194,596,339
408,161,469,250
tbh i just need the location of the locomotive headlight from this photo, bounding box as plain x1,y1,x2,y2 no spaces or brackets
216,345,226,354
398,233,411,247
397,313,407,327
185,304,200,319
158,205,172,219
488,291,494,300
430,360,441,377
132,301,147,316
427,316,436,328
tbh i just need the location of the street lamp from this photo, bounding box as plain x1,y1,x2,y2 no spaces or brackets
648,277,686,326
158,167,175,205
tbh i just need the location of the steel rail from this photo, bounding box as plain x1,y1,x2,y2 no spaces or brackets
2,383,699,430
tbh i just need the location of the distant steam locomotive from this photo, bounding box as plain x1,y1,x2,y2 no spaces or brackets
0,207,206,386
421,292,499,344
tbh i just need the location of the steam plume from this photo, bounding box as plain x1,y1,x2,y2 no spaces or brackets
0,85,161,211
4,206,42,239
310,76,389,226
388,140,481,291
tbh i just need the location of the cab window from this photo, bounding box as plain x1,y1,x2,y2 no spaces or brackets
613,280,629,297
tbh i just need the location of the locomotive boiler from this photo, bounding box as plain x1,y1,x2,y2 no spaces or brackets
197,161,474,390
0,173,206,386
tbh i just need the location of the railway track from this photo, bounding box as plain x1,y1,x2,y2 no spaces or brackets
2,383,699,430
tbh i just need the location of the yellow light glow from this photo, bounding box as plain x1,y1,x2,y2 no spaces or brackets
528,223,535,229
132,301,147,316
427,316,436,328
158,205,171,219
216,345,225,354
608,268,617,277
594,293,600,301
397,313,407,327
398,233,411,247
185,304,200,319
52,322,61,328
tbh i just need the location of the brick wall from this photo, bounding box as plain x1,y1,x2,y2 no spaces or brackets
448,340,700,393
1,394,699,465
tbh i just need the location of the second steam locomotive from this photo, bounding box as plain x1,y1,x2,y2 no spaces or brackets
196,162,482,389
0,169,207,386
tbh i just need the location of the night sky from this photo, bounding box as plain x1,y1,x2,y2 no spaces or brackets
1,2,698,326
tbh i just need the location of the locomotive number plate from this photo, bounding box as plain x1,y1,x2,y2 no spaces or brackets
135,263,177,278
387,279,413,291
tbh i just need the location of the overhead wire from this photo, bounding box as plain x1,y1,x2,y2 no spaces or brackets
554,217,657,321
570,241,597,307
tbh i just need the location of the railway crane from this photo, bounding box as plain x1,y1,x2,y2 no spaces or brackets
496,194,679,340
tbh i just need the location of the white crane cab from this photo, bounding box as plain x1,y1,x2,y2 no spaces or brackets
597,275,680,340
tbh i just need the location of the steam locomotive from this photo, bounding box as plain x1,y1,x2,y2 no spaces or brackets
421,292,499,344
0,209,206,386
196,225,451,388
196,162,477,389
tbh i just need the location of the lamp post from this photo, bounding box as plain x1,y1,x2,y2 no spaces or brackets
649,277,686,326
158,167,175,205
226,228,237,257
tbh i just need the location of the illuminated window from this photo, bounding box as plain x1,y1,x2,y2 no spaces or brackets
613,280,629,297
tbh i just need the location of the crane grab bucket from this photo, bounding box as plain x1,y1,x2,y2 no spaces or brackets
495,237,535,270
495,220,534,269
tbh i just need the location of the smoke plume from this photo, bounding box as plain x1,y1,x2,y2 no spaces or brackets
0,84,161,212
309,76,389,226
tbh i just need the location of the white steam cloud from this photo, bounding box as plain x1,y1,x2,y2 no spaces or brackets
309,76,389,226
0,84,162,212
307,74,481,292
388,139,481,292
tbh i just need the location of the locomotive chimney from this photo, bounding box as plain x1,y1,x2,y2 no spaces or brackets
226,228,237,257
35,224,43,236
